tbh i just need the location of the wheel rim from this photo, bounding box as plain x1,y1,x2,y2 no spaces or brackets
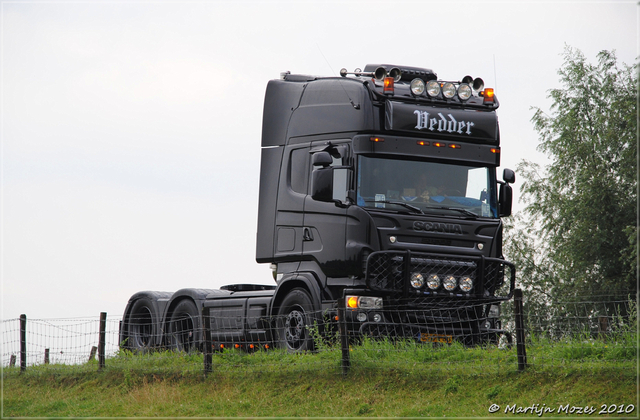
130,307,153,348
283,307,306,349
171,312,195,351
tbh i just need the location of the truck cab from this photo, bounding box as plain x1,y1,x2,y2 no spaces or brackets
255,65,515,348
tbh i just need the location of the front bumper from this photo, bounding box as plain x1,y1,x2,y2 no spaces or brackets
358,321,511,346
365,250,516,300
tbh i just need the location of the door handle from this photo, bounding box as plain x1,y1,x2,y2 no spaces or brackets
303,227,313,242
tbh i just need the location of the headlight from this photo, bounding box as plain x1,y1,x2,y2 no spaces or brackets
458,83,472,100
426,80,440,97
459,276,474,292
442,83,456,99
427,274,440,290
346,296,383,309
443,275,457,291
410,272,424,289
410,78,425,96
361,296,383,309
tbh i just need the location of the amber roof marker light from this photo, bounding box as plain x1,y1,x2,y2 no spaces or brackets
483,88,495,104
383,77,394,96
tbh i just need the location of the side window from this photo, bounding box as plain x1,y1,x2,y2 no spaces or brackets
290,148,309,194
309,143,352,203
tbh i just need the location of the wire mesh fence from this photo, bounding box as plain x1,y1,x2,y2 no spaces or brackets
1,315,121,370
2,294,637,376
515,296,637,370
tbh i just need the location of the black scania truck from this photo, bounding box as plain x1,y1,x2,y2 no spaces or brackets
120,64,516,352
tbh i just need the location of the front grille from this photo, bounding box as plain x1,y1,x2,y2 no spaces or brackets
365,250,514,299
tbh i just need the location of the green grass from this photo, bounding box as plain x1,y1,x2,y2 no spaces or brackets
3,335,638,417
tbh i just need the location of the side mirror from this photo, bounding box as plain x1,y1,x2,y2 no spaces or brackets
498,183,513,217
312,151,332,167
311,166,350,204
311,166,333,202
499,168,515,217
503,168,516,184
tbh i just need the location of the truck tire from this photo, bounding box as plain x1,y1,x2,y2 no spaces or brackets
167,299,200,353
276,288,315,352
125,297,159,352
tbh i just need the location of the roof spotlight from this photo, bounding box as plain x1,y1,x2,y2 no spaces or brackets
426,80,440,97
410,78,425,96
462,75,473,84
442,82,456,99
458,84,472,101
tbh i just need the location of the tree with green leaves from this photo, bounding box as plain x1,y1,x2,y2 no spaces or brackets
505,47,637,307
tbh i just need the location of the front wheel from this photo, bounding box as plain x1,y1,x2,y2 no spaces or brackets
276,288,316,352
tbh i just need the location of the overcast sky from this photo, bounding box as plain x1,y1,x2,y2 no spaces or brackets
2,1,638,320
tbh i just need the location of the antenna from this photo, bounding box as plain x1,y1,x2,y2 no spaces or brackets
493,54,498,92
315,43,360,109
316,43,337,76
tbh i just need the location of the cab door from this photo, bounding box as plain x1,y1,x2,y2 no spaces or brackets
273,144,310,263
302,141,350,278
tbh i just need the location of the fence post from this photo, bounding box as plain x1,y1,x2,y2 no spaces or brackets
513,289,527,371
10,355,16,367
203,306,212,375
44,349,50,365
598,316,608,341
338,294,350,376
89,346,97,362
98,312,107,370
20,314,27,372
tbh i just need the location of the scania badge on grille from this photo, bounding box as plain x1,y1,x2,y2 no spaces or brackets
413,221,463,235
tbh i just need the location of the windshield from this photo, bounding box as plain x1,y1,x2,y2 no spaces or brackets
356,155,497,218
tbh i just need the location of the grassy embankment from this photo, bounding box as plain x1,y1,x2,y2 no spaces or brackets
3,335,638,417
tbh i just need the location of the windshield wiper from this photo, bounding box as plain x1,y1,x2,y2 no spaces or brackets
423,205,478,218
365,200,424,214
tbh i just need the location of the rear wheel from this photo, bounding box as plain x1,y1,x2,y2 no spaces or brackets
126,298,159,352
168,299,200,352
276,288,315,352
